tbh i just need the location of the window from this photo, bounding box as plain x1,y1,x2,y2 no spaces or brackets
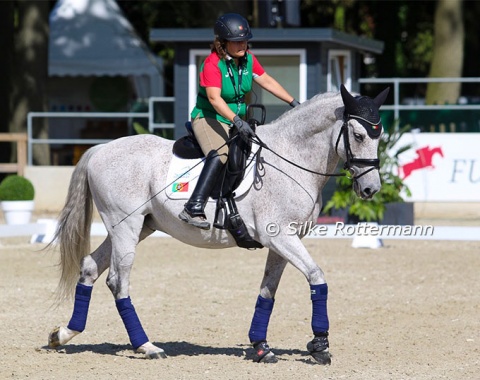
327,50,351,92
148,97,175,132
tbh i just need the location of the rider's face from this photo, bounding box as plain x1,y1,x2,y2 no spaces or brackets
225,40,248,58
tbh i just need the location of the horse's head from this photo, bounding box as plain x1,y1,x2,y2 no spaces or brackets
336,84,390,199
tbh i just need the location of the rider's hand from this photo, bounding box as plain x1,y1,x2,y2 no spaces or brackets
233,115,255,140
289,99,300,108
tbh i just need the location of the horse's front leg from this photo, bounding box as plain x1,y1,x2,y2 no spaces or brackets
267,235,331,365
248,249,288,363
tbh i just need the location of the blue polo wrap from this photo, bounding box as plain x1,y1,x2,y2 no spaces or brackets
67,283,93,332
115,297,149,349
248,295,275,343
310,283,329,334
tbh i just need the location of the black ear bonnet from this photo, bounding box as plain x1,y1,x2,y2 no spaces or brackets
340,84,390,139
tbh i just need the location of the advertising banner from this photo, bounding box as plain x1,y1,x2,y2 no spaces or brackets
395,133,480,202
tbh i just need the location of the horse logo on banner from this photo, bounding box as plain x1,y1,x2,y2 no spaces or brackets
400,146,444,179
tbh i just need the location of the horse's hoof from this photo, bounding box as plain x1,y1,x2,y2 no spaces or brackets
252,341,278,363
136,342,167,359
310,349,331,365
48,326,79,348
145,350,167,359
48,327,61,348
307,335,331,365
258,351,278,363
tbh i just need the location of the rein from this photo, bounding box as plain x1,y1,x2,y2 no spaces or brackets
252,136,345,178
252,118,380,180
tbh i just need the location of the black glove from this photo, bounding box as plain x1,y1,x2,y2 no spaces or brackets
233,115,255,140
289,99,300,108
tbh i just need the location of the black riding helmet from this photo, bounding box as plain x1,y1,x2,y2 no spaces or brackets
214,13,253,41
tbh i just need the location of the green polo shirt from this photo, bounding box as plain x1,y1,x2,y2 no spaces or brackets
191,51,265,124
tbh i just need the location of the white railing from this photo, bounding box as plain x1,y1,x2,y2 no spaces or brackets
25,82,480,165
148,96,175,132
27,112,148,165
358,77,480,132
26,97,175,165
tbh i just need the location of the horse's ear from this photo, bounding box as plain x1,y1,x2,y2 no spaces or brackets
373,87,390,108
340,84,356,110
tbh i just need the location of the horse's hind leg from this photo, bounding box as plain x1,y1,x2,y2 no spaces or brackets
248,249,288,363
49,237,112,348
106,217,166,359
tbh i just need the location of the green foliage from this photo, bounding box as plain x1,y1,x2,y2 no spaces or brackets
323,122,412,222
133,122,150,135
0,175,35,201
133,122,174,140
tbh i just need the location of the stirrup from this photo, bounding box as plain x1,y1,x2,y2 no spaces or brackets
178,209,211,230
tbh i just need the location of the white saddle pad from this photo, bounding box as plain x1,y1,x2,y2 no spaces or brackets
165,147,258,201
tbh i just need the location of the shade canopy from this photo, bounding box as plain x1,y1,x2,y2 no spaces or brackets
49,0,162,96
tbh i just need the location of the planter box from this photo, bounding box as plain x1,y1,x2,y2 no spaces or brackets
380,202,414,225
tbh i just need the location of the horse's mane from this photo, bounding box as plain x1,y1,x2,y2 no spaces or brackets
265,91,344,133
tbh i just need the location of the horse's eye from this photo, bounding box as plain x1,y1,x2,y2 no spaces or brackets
353,133,364,142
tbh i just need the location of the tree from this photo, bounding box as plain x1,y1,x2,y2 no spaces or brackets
0,2,15,169
425,0,464,105
10,0,50,165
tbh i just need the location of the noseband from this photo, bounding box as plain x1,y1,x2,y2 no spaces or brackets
335,117,380,180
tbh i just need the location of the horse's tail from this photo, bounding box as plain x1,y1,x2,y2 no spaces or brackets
52,145,101,303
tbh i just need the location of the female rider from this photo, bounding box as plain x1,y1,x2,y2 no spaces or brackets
179,13,299,230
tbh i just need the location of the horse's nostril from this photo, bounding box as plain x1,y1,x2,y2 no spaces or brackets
363,187,379,199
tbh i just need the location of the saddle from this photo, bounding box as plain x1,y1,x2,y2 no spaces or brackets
173,122,252,199
172,105,266,250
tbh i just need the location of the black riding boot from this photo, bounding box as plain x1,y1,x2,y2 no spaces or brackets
178,151,224,230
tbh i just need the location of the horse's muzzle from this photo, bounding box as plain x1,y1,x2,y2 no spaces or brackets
353,180,379,200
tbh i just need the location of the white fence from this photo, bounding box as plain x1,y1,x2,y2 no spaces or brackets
27,112,145,165
26,80,480,165
359,77,480,132
26,97,174,165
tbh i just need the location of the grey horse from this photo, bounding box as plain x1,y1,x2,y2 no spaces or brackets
48,85,389,364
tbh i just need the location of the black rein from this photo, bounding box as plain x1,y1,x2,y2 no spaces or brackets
252,118,380,180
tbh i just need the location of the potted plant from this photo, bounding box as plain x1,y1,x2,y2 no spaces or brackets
0,175,35,225
323,123,413,225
